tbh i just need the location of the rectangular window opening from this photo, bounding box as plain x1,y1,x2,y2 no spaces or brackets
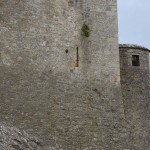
132,55,140,66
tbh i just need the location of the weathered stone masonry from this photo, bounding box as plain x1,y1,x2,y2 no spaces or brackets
119,44,150,150
0,0,149,149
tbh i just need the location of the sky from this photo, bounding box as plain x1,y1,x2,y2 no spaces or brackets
118,0,150,49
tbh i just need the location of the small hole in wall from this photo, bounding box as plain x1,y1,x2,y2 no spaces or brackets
93,88,98,92
65,49,69,53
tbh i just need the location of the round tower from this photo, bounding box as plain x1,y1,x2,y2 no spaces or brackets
119,44,150,150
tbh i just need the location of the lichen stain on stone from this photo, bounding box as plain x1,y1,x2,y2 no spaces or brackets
70,60,77,68
1,52,13,66
110,75,120,83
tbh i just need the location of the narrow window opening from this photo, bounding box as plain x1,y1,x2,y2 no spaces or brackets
76,47,79,67
132,55,140,66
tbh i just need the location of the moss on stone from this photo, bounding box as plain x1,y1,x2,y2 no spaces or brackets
81,23,90,37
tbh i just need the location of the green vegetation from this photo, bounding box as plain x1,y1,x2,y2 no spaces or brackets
81,23,90,37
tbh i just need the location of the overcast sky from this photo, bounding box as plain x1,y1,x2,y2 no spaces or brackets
118,0,150,49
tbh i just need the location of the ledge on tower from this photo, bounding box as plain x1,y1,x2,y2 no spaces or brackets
119,44,150,52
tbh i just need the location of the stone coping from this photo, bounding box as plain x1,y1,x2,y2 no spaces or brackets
119,44,150,52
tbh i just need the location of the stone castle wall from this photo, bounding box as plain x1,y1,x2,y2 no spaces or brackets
119,44,150,150
0,0,128,149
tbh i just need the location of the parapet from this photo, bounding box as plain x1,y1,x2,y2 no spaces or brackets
119,44,150,52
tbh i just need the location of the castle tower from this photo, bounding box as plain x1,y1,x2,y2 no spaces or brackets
0,0,128,149
119,44,150,150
